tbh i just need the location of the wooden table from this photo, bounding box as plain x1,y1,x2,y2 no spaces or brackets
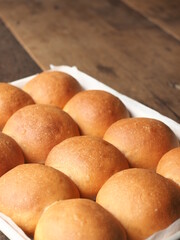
0,0,179,239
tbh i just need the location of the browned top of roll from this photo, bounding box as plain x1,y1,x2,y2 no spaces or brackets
0,132,24,176
96,168,180,240
3,104,80,163
34,198,127,240
104,117,179,169
0,164,80,236
63,90,129,137
157,147,180,186
0,83,34,130
46,135,129,199
23,71,82,108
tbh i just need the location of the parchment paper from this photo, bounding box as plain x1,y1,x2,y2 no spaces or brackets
0,65,179,240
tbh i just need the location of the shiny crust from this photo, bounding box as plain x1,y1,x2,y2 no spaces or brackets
23,71,82,108
0,132,24,176
157,147,180,186
0,83,34,130
104,117,179,169
3,104,80,163
63,90,129,137
96,168,180,240
34,199,127,240
0,164,80,236
46,136,129,199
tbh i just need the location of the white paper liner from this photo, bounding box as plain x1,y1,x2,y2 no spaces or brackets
0,65,179,240
0,213,30,240
50,65,180,139
146,219,180,240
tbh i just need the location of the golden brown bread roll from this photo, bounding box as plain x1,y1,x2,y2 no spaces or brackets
0,132,24,176
63,90,129,137
104,117,179,169
0,83,34,130
96,168,180,240
34,198,127,240
3,104,80,163
46,136,129,199
157,147,180,186
0,164,80,236
23,71,82,108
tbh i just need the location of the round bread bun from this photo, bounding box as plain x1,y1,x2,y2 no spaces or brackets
2,104,80,163
96,168,180,240
0,164,80,236
34,198,127,240
46,136,129,199
23,71,82,109
104,118,179,169
0,83,34,130
157,147,180,186
0,132,24,176
63,90,129,137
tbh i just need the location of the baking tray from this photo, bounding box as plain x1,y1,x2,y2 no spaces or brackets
0,65,179,240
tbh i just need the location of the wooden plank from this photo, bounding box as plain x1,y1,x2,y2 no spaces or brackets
0,232,8,240
122,0,180,41
0,0,179,122
0,18,41,82
0,22,40,240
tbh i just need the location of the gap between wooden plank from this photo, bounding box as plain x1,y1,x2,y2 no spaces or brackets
122,0,180,42
0,17,45,70
0,0,179,121
0,18,41,82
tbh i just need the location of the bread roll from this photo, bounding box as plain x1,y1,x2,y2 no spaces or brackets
3,104,80,163
34,199,127,240
63,90,129,137
96,168,180,240
23,71,82,108
46,136,129,199
0,164,80,236
0,83,34,130
104,118,179,169
157,147,180,186
0,132,24,176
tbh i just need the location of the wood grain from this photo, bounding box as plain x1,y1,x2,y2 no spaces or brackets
122,0,180,41
0,0,179,123
0,2,179,240
0,18,41,82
